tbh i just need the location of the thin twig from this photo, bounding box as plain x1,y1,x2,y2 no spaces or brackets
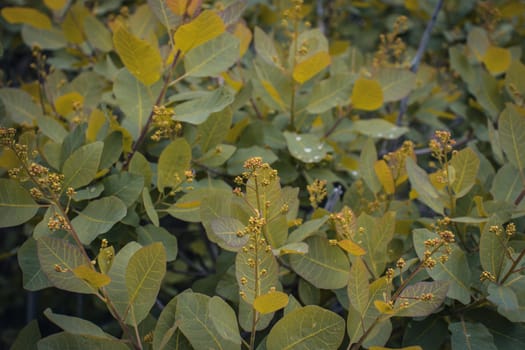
396,0,444,126
122,50,182,170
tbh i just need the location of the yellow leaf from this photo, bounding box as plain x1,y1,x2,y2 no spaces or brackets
73,264,111,288
174,200,201,209
0,148,20,171
253,291,289,314
351,78,384,111
404,0,419,11
54,92,84,117
261,80,286,109
113,25,163,85
233,21,252,57
86,109,107,142
1,7,52,29
428,171,447,191
167,0,189,16
293,51,331,84
61,3,90,44
374,300,395,315
337,239,366,256
44,0,67,10
220,72,243,92
374,160,395,195
329,40,350,56
409,189,418,200
174,10,225,54
482,46,511,75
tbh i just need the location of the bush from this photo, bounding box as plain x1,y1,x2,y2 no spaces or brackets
1,0,525,349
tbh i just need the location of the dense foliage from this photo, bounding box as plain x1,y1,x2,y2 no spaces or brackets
1,0,525,349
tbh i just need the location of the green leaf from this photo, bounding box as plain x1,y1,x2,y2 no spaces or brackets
245,166,288,248
376,68,416,102
0,178,40,228
480,215,506,280
157,138,192,191
36,115,68,143
360,138,382,194
106,242,142,322
406,157,444,215
499,103,525,171
450,147,480,198
208,296,242,345
236,232,279,304
102,172,144,207
21,25,67,50
18,237,52,291
164,189,205,223
37,236,94,294
0,88,43,124
413,228,471,304
347,278,392,347
113,68,162,139
197,108,233,152
491,164,524,207
211,216,249,251
288,216,329,243
348,258,370,314
83,15,112,52
355,212,396,278
129,152,153,187
125,242,166,325
62,141,103,190
147,0,181,30
37,332,129,350
226,146,278,175
173,87,235,125
11,319,40,350
305,74,354,114
449,322,498,350
176,292,241,350
43,308,112,338
289,236,350,289
153,294,192,350
184,32,239,77
113,25,163,85
353,119,409,139
487,284,522,321
254,26,281,67
142,188,159,226
267,305,345,350
394,281,449,317
137,224,178,262
71,196,127,245
283,132,331,163
197,144,236,167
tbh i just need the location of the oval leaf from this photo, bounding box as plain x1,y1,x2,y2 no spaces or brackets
125,242,167,325
71,196,127,245
0,179,40,228
113,25,162,85
253,291,289,314
267,305,345,350
351,78,383,111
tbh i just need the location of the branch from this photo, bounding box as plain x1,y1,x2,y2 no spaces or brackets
122,50,182,170
396,0,444,126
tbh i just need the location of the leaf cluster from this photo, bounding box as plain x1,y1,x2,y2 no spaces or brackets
1,0,525,349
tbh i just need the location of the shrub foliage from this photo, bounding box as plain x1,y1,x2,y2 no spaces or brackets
1,0,525,349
